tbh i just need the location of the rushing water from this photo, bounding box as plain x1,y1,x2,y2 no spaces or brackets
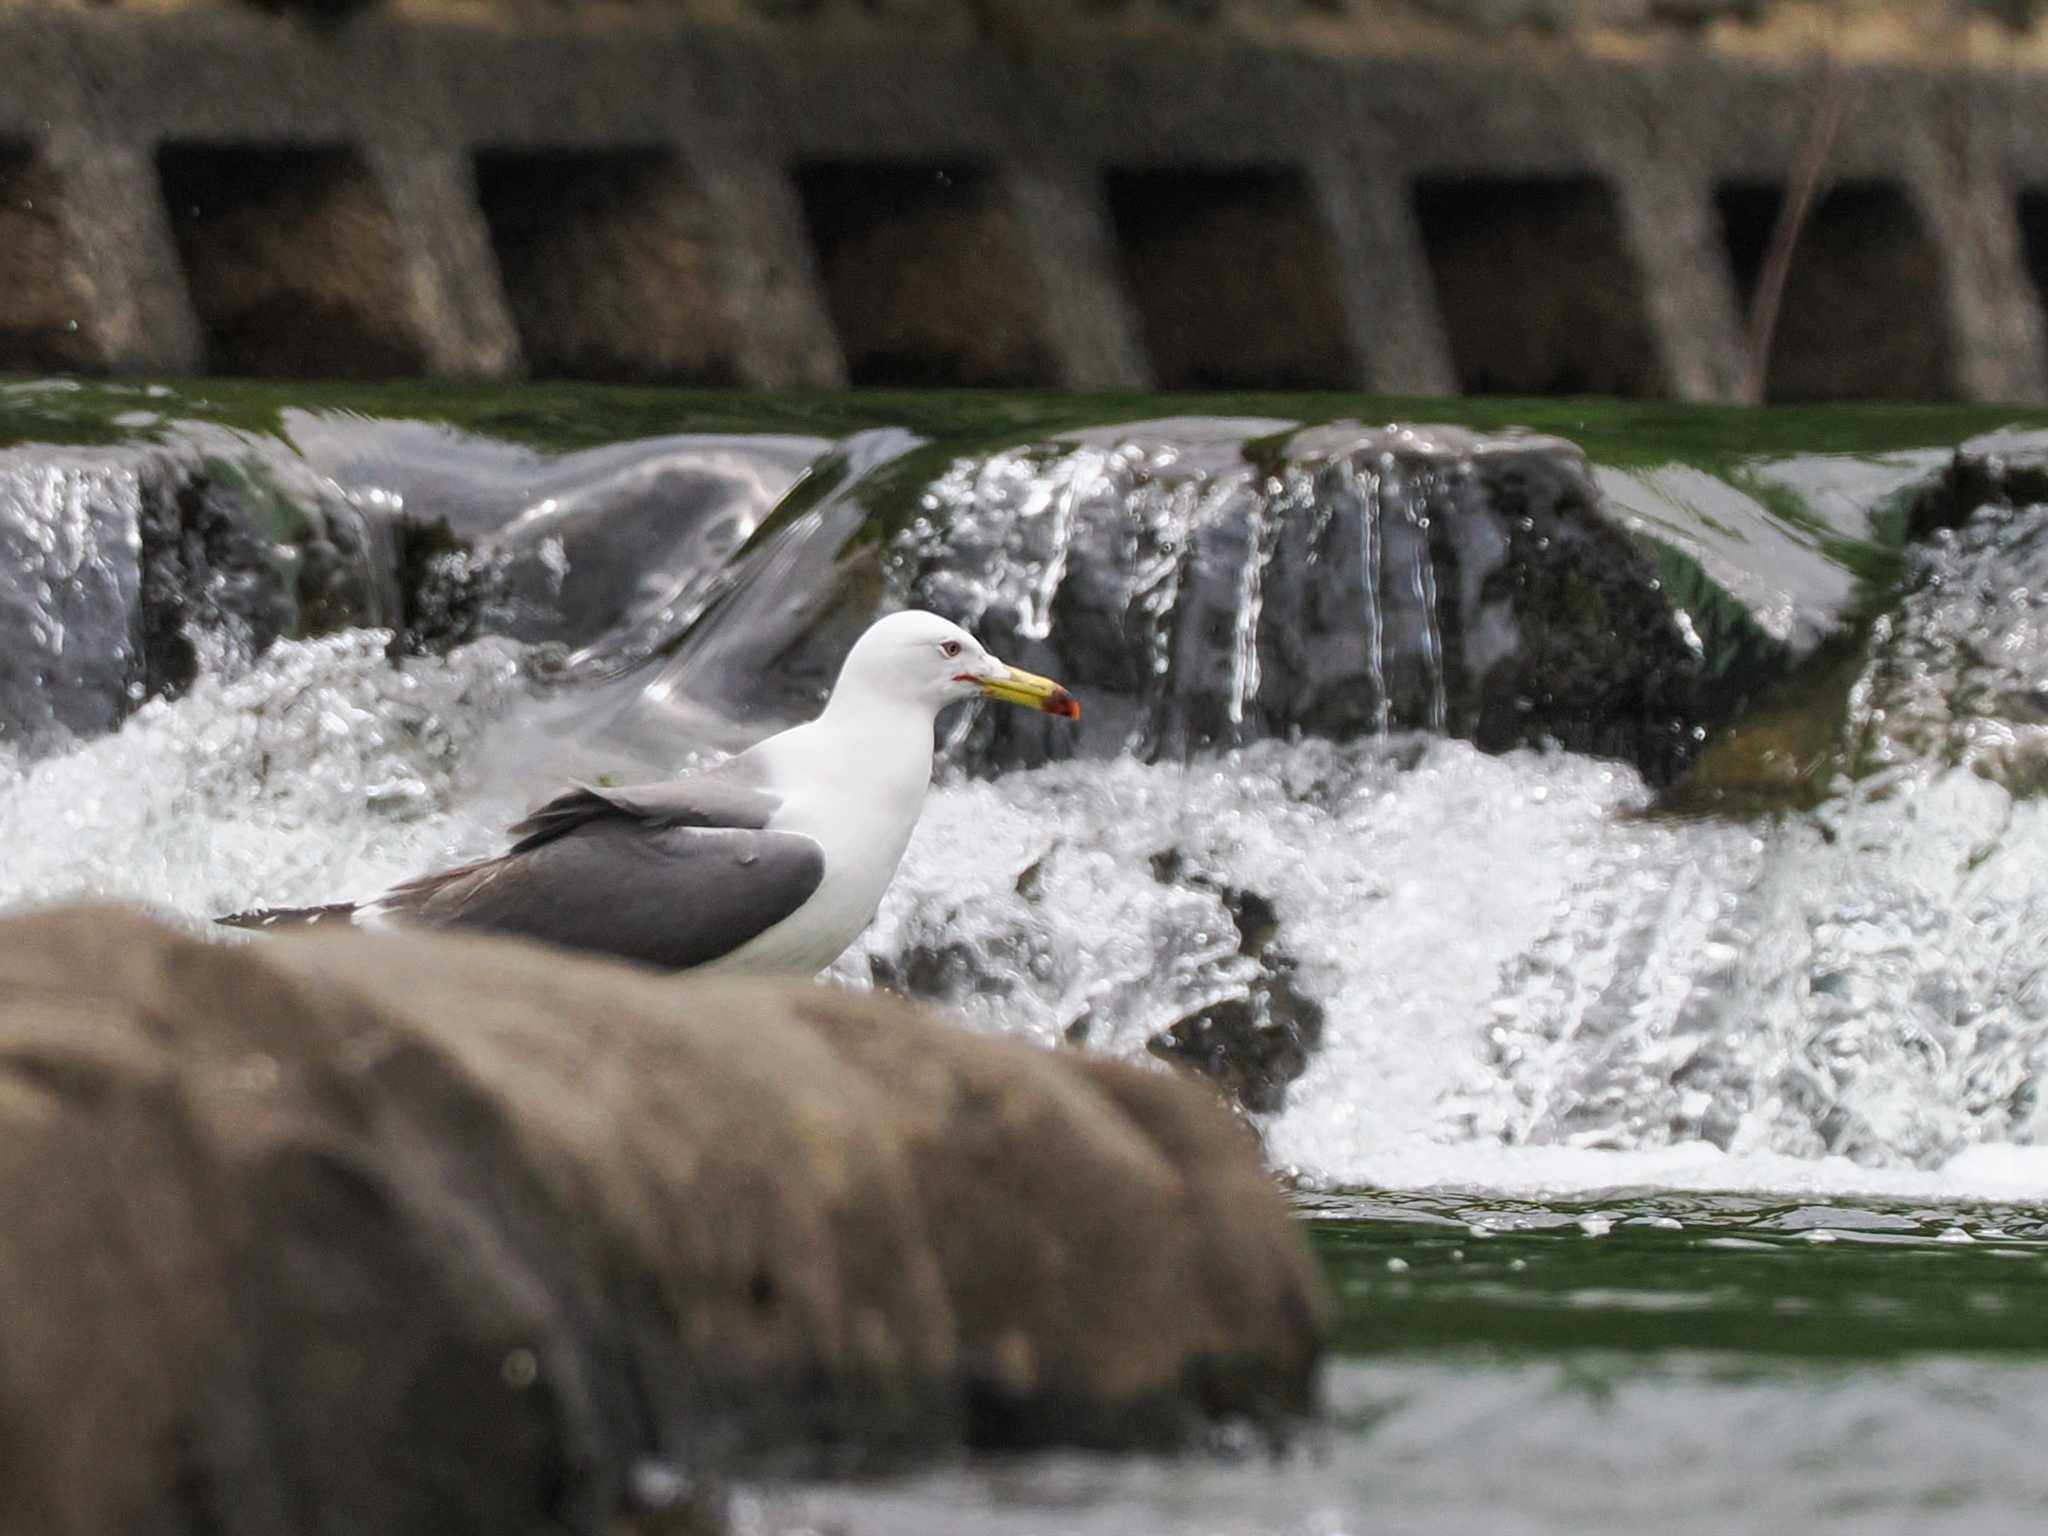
6,383,2048,1529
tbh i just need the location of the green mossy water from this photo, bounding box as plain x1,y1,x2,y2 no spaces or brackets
1304,1193,2048,1360
750,1195,2048,1529
9,376,2048,463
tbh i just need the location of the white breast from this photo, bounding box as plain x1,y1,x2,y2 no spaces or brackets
699,709,934,976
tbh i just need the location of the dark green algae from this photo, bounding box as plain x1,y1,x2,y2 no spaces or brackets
8,375,2048,464
5,378,2022,562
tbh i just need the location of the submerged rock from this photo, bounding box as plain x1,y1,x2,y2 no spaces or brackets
1142,852,1325,1116
1907,427,2048,539
0,905,1324,1536
284,413,829,672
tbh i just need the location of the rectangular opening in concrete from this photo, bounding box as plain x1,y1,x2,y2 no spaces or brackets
156,142,425,379
794,161,1056,387
0,143,93,373
1410,175,1663,397
1103,165,1357,389
2014,190,2048,383
474,148,736,384
1714,180,1953,401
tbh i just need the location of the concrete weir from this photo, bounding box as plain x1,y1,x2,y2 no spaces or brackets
4,0,2048,400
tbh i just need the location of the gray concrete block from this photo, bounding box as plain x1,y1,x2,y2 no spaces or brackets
0,6,2045,400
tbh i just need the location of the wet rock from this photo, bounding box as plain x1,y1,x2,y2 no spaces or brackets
140,448,404,689
1621,451,1932,814
0,905,1324,1536
0,438,404,752
858,798,1331,1118
607,418,1814,783
286,415,829,672
0,418,828,754
4,410,1899,792
889,421,1711,781
1909,427,2048,539
1665,427,2048,802
1144,851,1325,1115
384,512,505,657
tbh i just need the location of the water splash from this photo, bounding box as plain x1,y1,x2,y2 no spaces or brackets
855,482,2048,1180
0,449,146,744
0,631,541,926
9,588,2048,1196
835,740,2048,1187
1849,501,2048,790
1347,456,1391,734
4,411,2048,1200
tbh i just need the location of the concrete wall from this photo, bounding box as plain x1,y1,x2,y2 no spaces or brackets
4,1,2048,399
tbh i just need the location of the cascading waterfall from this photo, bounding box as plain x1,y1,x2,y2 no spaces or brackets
6,397,2048,1198
1351,458,1391,735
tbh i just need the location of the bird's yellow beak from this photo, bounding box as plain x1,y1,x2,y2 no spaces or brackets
978,663,1081,720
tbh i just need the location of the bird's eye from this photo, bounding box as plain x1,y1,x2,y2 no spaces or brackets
940,639,963,659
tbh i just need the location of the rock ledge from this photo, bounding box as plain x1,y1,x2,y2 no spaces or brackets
0,905,1324,1536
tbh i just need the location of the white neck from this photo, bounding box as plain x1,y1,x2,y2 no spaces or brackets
726,690,938,974
755,688,937,834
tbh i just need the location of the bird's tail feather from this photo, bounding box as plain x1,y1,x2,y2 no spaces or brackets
215,902,360,932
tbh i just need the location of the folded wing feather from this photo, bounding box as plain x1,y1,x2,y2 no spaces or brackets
372,761,827,971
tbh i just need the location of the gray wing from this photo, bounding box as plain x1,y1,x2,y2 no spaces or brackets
506,757,782,854
382,785,823,971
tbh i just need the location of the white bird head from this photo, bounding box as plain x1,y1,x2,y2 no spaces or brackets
828,610,1080,722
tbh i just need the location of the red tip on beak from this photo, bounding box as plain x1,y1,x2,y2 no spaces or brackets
975,664,1081,720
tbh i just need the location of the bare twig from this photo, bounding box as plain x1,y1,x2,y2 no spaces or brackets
1743,61,1847,405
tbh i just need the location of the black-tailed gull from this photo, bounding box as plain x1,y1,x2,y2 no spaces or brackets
219,611,1079,973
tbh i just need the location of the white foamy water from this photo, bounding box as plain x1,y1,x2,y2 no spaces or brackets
0,633,540,929
845,737,2048,1202
9,630,2048,1205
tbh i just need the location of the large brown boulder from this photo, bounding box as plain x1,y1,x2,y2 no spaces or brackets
0,905,1324,1536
